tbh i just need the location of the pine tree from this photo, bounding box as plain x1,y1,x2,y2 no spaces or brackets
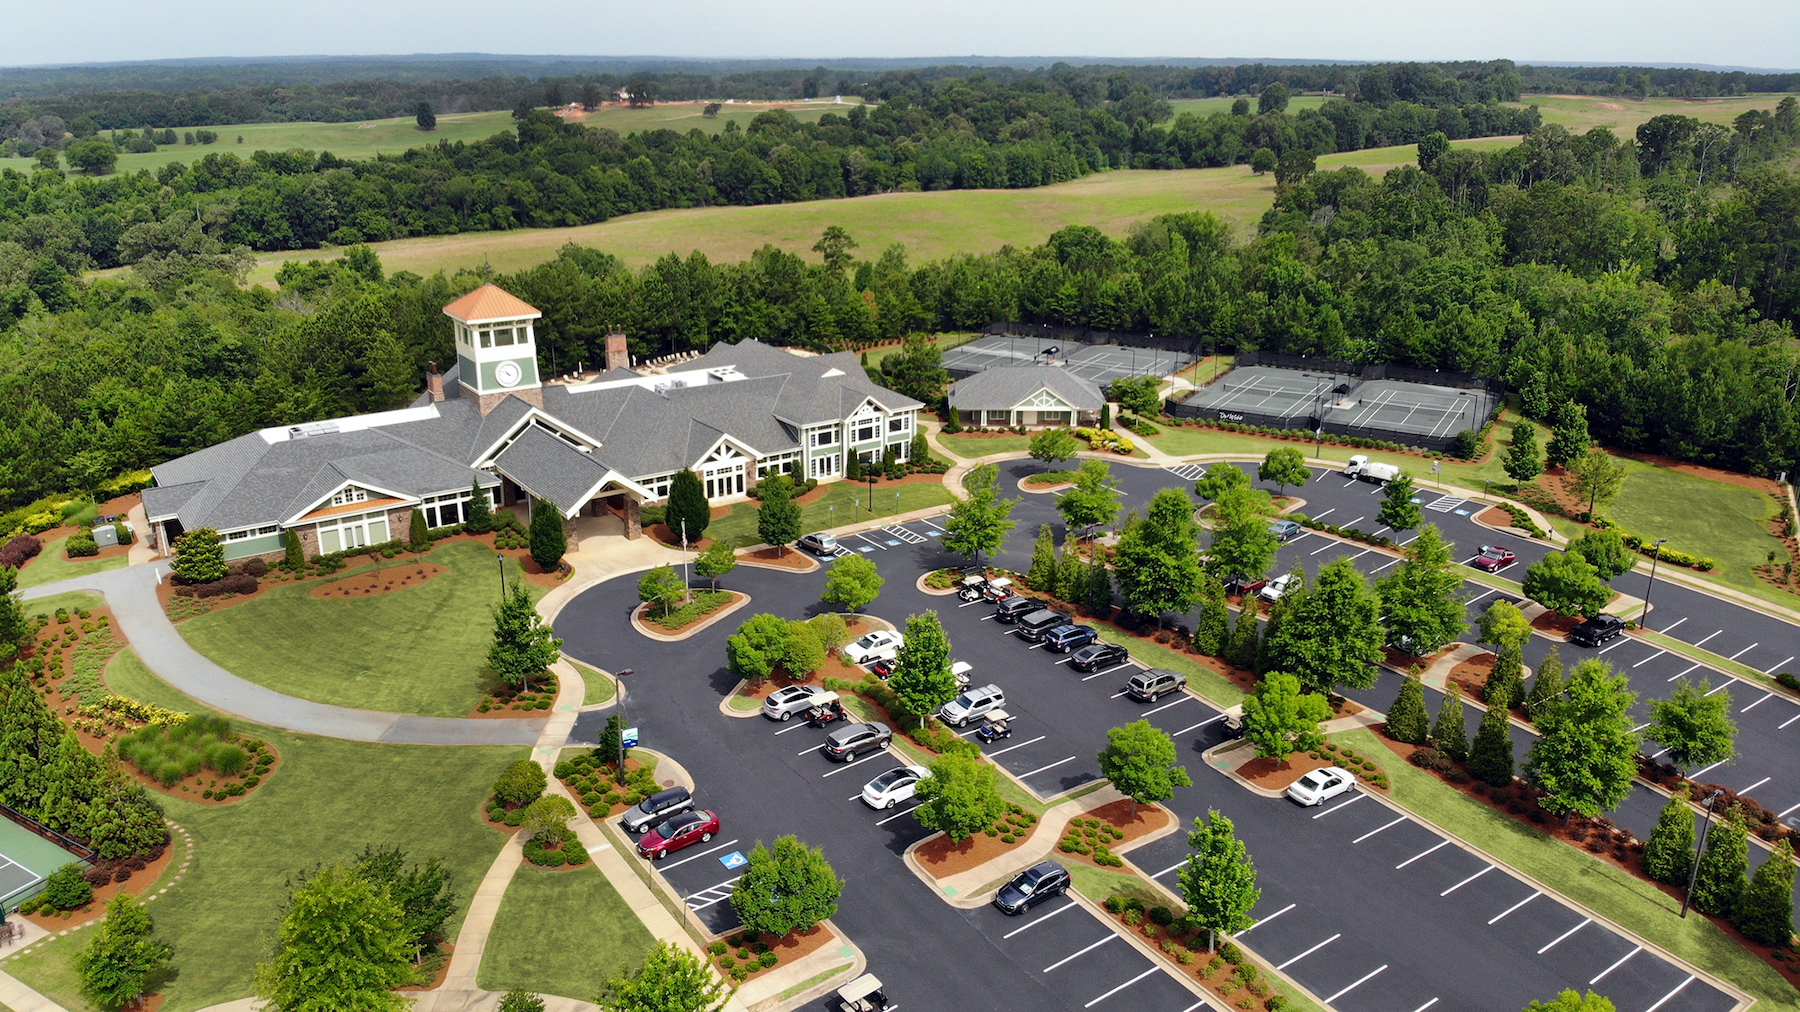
1225,605,1260,670
74,891,172,1009
1640,788,1696,886
488,580,562,691
172,526,226,584
1056,541,1086,604
756,476,802,552
1385,677,1430,744
1432,682,1469,761
1503,422,1544,483
1193,576,1228,655
1028,525,1057,592
1734,839,1796,946
1100,403,1111,431
665,468,710,542
409,508,429,550
465,478,493,534
1469,692,1517,786
1690,805,1749,918
528,498,567,570
1486,639,1525,710
283,528,305,570
1084,547,1112,617
1527,646,1565,722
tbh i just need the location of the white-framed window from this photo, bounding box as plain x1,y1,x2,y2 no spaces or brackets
419,490,479,528
812,428,838,447
330,487,369,506
854,424,877,443
888,416,908,433
223,525,280,542
986,410,1013,426
1037,410,1071,425
640,474,674,500
316,509,391,554
811,453,841,478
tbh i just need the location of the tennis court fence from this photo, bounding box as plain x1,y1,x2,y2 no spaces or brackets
980,322,1208,356
0,803,93,862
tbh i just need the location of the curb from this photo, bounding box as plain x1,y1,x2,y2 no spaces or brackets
913,571,959,596
630,592,751,642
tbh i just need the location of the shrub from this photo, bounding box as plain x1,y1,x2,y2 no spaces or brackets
492,758,547,806
1142,923,1160,939
1267,997,1290,1012
43,863,93,910
1219,943,1243,964
1123,909,1143,926
204,742,249,776
1149,905,1174,925
759,951,779,968
503,808,527,827
1778,672,1800,692
1104,895,1127,913
65,534,99,557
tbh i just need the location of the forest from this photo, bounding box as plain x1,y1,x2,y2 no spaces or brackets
0,102,1796,519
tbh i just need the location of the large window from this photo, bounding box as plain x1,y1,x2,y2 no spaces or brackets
1036,411,1071,425
224,525,279,542
811,453,841,478
888,416,908,433
986,410,1013,426
854,424,877,443
812,428,838,447
316,510,391,554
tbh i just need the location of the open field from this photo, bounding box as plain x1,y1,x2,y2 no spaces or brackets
1514,93,1787,135
1167,95,1329,117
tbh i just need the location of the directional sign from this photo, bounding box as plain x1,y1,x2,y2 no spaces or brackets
622,727,639,749
720,851,748,870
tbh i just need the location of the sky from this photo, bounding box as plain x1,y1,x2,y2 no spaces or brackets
12,0,1799,71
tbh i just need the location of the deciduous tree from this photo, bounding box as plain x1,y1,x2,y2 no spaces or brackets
1205,485,1280,582
1108,375,1162,417
1028,428,1080,468
1640,787,1696,886
1193,463,1250,501
1568,529,1630,581
726,613,790,684
1524,991,1616,1012
1114,489,1205,623
913,752,1006,842
1098,719,1192,816
694,541,738,590
889,611,956,726
637,564,686,618
878,335,949,404
1258,447,1309,497
1385,677,1430,745
1378,524,1465,658
756,476,801,553
596,941,731,1012
1178,809,1260,952
1240,671,1331,758
1527,659,1639,820
414,102,436,131
729,835,843,938
1569,448,1626,516
500,992,547,1012
782,620,825,677
488,580,561,691
1522,550,1610,617
822,554,884,612
1377,472,1422,532
1057,458,1121,535
74,891,171,1010
1260,556,1385,695
941,464,1016,568
1503,423,1544,483
253,864,414,1012
808,613,849,655
1646,678,1736,775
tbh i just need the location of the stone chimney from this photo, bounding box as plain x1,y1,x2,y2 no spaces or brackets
426,362,444,402
605,330,629,373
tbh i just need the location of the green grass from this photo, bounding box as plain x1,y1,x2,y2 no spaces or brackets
576,662,616,706
15,535,129,589
1519,93,1792,136
177,539,541,717
938,433,1031,456
779,963,855,1001
1095,630,1247,710
106,646,207,712
861,332,981,370
1333,726,1794,1008
704,481,956,548
1604,465,1777,592
475,862,656,1000
1068,861,1166,909
20,590,103,620
645,589,735,630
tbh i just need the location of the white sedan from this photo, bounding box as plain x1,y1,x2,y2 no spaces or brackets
861,765,930,809
1258,574,1295,602
1286,766,1356,806
843,630,904,665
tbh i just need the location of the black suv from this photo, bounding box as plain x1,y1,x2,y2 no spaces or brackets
992,596,1038,623
824,722,892,762
993,860,1070,915
1569,614,1626,647
621,786,695,833
1069,642,1129,673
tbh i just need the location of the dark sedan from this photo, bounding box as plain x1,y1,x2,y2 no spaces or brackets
1471,545,1517,572
1068,641,1129,673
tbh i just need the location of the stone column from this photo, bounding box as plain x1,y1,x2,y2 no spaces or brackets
624,498,642,540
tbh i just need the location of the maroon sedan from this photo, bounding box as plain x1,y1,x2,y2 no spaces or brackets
636,809,719,860
1471,546,1516,572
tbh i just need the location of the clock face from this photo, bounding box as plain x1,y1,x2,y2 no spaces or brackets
495,361,522,387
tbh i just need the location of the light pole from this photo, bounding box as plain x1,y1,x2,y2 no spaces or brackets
1643,538,1667,630
613,669,633,770
495,552,505,598
680,518,690,594
1680,788,1726,918
867,473,876,513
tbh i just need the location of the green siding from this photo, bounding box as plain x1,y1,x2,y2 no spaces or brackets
476,356,540,392
223,533,283,561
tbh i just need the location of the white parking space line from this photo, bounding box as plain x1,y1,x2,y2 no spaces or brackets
1767,656,1796,674
1017,756,1078,779
1693,630,1722,648
1739,776,1771,796
1727,643,1761,661
1141,695,1194,717
1109,689,1130,698
1537,917,1591,954
1276,933,1340,969
1345,516,1365,528
1004,901,1078,938
1353,816,1407,843
684,874,744,910
1703,681,1734,697
1775,801,1800,819
1440,864,1495,896
1689,757,1731,779
1667,663,1702,683
1781,712,1800,730
1043,933,1117,972
1053,657,1074,665
1180,1003,1207,1012
1489,890,1541,924
821,751,896,777
1642,975,1696,1012
1466,588,1498,607
1238,903,1295,935
797,743,826,755
986,735,1046,758
875,804,923,827
1084,662,1137,682
1632,650,1667,668
1598,638,1630,655
1310,509,1335,522
1324,965,1388,1004
1151,860,1185,879
1590,946,1641,985
1309,541,1337,556
851,532,887,550
1372,558,1400,572
1632,722,1652,733
1411,999,1441,1012
1660,617,1687,634
1743,692,1774,712
773,722,813,735
659,839,740,871
1396,839,1450,868
1173,714,1225,736
1312,794,1365,819
1084,968,1160,1008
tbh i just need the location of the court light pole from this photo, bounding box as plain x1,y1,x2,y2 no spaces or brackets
1643,539,1668,630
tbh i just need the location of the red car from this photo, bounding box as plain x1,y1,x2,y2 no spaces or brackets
1471,546,1516,572
636,809,719,860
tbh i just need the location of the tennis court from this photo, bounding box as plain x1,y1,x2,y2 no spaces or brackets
0,815,86,908
1177,365,1356,423
941,335,1192,385
1323,379,1496,442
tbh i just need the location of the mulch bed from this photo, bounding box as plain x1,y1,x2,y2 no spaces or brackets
467,673,560,719
1479,506,1524,529
1236,753,1333,791
1382,643,1458,674
1530,612,1583,636
1056,799,1170,870
740,546,815,569
1446,652,1497,699
732,619,878,702
396,942,455,992
156,572,264,619
72,723,281,806
646,523,713,551
308,562,446,598
712,924,837,986
636,591,747,637
913,811,1044,879
20,836,176,933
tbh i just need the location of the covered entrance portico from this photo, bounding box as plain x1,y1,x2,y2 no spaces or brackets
491,427,652,541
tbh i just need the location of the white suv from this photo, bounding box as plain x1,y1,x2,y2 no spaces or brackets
939,683,1006,727
762,684,834,721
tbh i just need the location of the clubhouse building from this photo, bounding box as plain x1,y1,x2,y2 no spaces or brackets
947,366,1106,429
142,285,924,560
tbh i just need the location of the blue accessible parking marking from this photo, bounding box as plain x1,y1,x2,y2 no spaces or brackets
926,530,941,537
1454,509,1470,516
720,851,747,869
886,539,902,546
858,546,876,553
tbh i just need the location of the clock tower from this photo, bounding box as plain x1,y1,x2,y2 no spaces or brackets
442,284,545,413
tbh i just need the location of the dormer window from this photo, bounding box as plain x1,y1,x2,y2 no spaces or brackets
330,487,369,506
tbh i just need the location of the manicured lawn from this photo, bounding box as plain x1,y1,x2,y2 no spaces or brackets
476,863,656,1000
575,662,616,706
21,590,103,620
1334,727,1793,1008
1605,464,1776,591
16,535,128,589
705,481,955,548
178,540,541,717
105,647,207,712
1093,630,1247,710
937,432,1031,457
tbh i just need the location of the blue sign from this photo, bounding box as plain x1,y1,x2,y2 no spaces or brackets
720,851,747,869
859,546,876,553
622,727,639,749
926,530,942,537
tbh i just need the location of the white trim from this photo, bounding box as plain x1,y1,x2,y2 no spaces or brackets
471,406,607,468
282,476,418,527
689,433,764,472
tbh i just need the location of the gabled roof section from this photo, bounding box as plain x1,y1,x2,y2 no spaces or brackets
442,284,541,323
142,481,208,522
687,340,922,427
492,427,614,517
948,366,1107,412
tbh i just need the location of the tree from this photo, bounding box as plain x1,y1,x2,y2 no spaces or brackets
284,528,305,570
821,554,884,612
889,612,956,726
812,226,858,273
1225,605,1260,670
664,469,709,543
465,479,494,533
414,102,436,131
35,148,60,172
75,891,172,1009
594,713,626,767
1569,448,1627,516
1526,646,1565,722
1568,529,1631,581
729,835,843,938
1646,678,1736,774
1468,691,1517,786
1205,485,1280,581
878,336,949,404
909,430,930,466
1487,639,1525,711
782,619,825,677
493,757,547,806
1416,130,1449,171
1028,525,1058,593
1178,809,1260,952
1527,659,1639,820
808,613,849,655
1689,805,1749,917
488,581,561,691
637,564,687,618
912,753,1005,842
1378,525,1465,658
528,499,566,571
348,847,457,962
694,541,737,590
1522,550,1611,617
1108,375,1162,417
1097,720,1192,816
1083,544,1113,616
520,795,577,836
1735,838,1795,946
1385,677,1430,744
941,464,1017,568
1057,458,1121,536
499,992,547,1012
1640,787,1696,886
1503,423,1544,483
1258,82,1291,114
1377,472,1422,532
1258,447,1309,497
1194,463,1250,502
64,138,117,175
173,526,226,584
1525,992,1616,1012
1240,671,1332,758
1193,575,1228,656
254,864,414,1012
596,941,731,1012
1432,682,1469,761
1028,428,1080,469
1275,149,1316,186
726,613,791,684
1545,401,1590,469
1250,148,1277,174
1260,557,1385,695
0,567,27,664
1113,489,1205,623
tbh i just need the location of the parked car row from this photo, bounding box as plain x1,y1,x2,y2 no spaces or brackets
619,786,723,861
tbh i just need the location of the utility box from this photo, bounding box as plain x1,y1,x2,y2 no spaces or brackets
92,525,119,549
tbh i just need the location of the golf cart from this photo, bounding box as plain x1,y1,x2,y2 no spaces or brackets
956,573,989,601
980,576,1015,602
804,692,847,727
836,974,889,1012
976,708,1013,743
1220,704,1245,741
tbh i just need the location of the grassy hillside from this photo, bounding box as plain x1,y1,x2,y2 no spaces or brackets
1511,92,1780,134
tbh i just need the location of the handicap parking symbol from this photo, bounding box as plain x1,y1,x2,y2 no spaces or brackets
720,851,747,870
1453,509,1470,516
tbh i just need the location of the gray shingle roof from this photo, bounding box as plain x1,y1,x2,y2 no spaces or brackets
949,366,1106,412
492,427,613,516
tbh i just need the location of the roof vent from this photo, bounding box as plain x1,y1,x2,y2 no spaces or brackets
287,420,341,440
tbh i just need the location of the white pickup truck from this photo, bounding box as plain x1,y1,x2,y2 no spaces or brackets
1344,454,1401,484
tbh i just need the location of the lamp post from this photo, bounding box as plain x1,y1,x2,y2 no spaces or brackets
680,519,690,595
495,552,505,598
613,669,633,770
1643,538,1668,630
1680,788,1726,918
867,473,876,513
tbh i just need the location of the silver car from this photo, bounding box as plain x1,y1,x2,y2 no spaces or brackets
762,684,834,722
939,683,1006,727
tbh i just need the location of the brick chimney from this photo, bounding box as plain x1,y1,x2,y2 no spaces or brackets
426,362,444,402
605,330,629,373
